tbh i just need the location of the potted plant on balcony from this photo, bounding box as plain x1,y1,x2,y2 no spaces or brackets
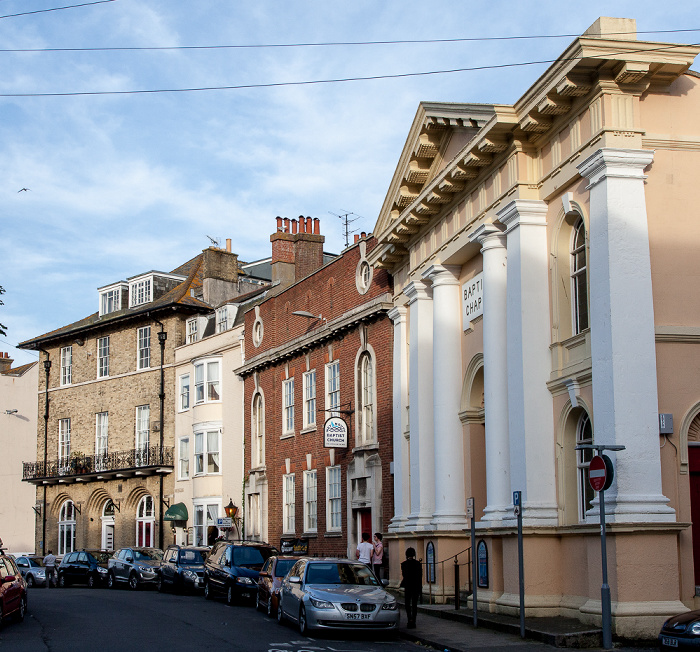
69,450,91,474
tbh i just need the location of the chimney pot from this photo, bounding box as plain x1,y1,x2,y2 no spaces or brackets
313,218,320,235
283,217,290,233
354,234,359,244
291,218,298,234
226,238,231,252
361,231,366,239
305,217,312,233
276,216,283,231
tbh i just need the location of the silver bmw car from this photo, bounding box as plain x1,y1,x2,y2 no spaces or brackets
277,558,399,635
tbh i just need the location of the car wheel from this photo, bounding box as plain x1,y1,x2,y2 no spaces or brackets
17,596,26,623
26,575,35,588
87,574,96,589
203,580,211,600
226,584,234,606
128,573,139,590
299,605,309,635
58,573,67,588
277,596,285,624
107,572,116,589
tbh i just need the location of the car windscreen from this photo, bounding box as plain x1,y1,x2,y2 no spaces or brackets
274,559,296,577
306,562,379,586
27,558,44,567
133,550,162,561
232,547,273,568
179,550,206,565
88,552,111,564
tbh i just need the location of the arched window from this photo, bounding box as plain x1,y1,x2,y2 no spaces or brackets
58,500,76,555
571,217,589,335
358,352,374,444
576,413,594,520
252,393,264,467
136,495,155,547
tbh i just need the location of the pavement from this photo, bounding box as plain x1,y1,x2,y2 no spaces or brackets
393,599,658,651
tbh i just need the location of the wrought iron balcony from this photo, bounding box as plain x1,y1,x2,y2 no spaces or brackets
22,446,174,485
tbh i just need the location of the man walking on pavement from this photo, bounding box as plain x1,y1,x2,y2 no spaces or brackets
356,531,374,565
43,549,56,587
401,547,422,629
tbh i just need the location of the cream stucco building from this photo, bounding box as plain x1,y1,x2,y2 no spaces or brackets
369,17,700,639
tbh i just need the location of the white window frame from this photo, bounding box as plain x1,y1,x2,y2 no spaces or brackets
186,318,198,344
194,359,221,405
283,473,295,535
247,493,261,539
571,217,589,335
179,374,190,411
358,352,375,444
129,277,152,307
216,307,228,333
60,346,72,386
303,470,317,533
326,465,342,532
194,429,221,476
252,393,264,467
58,500,76,555
576,412,594,521
97,336,110,378
178,437,190,480
95,412,108,471
99,286,123,316
282,378,295,435
193,501,220,547
326,360,340,418
58,418,71,475
136,495,155,547
303,370,316,429
137,326,151,370
135,405,150,466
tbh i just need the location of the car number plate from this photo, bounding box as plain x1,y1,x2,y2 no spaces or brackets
345,613,371,620
662,637,679,647
241,592,250,599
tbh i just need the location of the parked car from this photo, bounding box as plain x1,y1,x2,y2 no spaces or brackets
0,551,27,630
277,558,399,635
659,608,700,648
158,545,209,593
13,556,47,588
108,547,163,590
204,540,278,605
256,555,298,616
57,550,110,588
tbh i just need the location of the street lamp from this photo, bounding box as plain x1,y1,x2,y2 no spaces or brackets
224,499,238,519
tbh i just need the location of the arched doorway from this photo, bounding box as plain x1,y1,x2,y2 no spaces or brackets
101,500,115,551
136,495,155,547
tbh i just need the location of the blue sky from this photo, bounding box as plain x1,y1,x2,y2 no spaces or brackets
2,0,698,366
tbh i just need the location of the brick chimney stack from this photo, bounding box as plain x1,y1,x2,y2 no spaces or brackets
271,216,325,290
0,352,14,373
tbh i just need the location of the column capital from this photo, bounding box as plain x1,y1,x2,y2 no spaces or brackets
468,222,507,252
496,199,548,233
403,279,431,304
388,305,408,324
577,147,654,189
421,263,461,287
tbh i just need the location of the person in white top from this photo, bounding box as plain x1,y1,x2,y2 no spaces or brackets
356,531,373,565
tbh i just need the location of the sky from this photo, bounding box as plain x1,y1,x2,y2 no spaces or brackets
1,0,698,367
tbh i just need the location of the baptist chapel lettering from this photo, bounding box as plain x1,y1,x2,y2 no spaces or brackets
462,272,484,329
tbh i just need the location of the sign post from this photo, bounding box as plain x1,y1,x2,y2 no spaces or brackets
513,490,525,639
576,444,625,651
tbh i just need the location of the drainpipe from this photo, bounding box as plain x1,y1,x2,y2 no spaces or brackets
153,318,167,551
40,349,51,555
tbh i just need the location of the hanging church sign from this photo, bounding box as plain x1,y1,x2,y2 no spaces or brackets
462,272,484,331
324,417,348,448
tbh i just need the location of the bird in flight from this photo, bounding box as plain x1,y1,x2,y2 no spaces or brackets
18,188,30,192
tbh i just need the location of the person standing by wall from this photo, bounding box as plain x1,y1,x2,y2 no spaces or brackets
372,533,384,579
356,532,373,565
43,549,56,588
400,547,422,629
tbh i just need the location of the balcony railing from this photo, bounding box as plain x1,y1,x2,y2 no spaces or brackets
23,446,174,484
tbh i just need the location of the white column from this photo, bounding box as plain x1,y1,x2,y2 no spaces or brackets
497,199,558,526
388,306,410,532
468,224,511,523
422,264,468,530
403,280,435,530
577,148,674,522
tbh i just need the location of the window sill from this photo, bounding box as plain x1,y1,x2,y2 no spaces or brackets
249,465,267,474
302,532,318,539
352,443,379,454
280,432,295,440
300,426,317,435
325,532,342,537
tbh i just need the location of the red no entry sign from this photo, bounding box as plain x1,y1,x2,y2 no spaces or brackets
589,454,614,492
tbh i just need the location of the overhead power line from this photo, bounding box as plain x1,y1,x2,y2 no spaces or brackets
0,41,696,98
0,27,698,53
0,0,116,20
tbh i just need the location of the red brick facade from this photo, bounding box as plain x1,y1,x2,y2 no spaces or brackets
239,231,394,560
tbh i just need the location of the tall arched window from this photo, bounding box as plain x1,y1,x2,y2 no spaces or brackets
136,495,155,547
571,217,589,335
252,393,264,467
58,500,76,555
576,412,594,520
358,352,374,444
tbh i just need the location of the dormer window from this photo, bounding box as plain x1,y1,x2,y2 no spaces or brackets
130,277,152,307
216,307,228,333
98,283,127,316
187,319,198,343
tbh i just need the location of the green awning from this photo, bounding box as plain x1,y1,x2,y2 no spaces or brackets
163,502,188,522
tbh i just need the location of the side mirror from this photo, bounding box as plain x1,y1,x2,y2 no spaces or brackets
381,579,389,587
126,557,133,563
2,575,16,583
289,576,301,584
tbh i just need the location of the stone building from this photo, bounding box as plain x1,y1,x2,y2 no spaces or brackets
369,17,700,638
19,244,266,555
237,218,394,560
0,353,38,553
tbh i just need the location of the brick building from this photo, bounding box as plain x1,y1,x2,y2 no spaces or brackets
237,218,394,560
19,244,266,555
